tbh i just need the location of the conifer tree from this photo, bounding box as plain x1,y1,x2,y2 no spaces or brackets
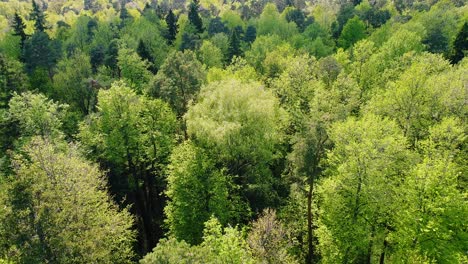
188,0,203,33
165,9,178,44
30,1,47,32
11,12,28,51
137,39,157,73
450,22,467,64
227,29,241,62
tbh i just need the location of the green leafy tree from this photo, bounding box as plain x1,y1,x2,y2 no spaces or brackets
147,50,205,117
317,114,412,263
53,51,94,115
394,118,468,263
7,92,67,140
165,141,230,244
165,10,178,44
338,16,366,49
141,217,255,263
0,55,28,108
185,79,287,216
197,40,223,68
0,138,135,263
117,46,152,93
79,81,177,253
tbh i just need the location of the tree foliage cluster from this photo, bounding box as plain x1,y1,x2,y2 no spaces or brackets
0,0,466,263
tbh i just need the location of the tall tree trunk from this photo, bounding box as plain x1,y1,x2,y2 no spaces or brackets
379,238,388,264
306,182,313,264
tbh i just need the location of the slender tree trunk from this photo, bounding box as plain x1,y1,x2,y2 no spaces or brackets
306,183,313,264
366,225,375,264
379,239,388,264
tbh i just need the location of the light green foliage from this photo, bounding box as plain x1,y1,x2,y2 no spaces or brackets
207,57,258,83
317,114,412,263
141,217,255,264
394,118,468,263
256,3,298,39
147,50,205,117
165,141,230,245
120,17,169,68
366,53,452,143
221,10,244,30
186,79,286,166
338,16,367,49
53,51,94,114
8,92,67,139
79,81,177,172
0,138,135,263
359,28,424,93
197,40,223,68
117,46,152,93
245,34,284,72
262,44,296,79
186,79,287,215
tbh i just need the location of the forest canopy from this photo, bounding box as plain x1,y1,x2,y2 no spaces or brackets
0,0,467,263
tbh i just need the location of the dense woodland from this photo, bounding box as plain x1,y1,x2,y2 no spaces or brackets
0,0,466,263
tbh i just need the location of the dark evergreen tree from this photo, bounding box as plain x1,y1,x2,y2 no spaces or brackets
423,26,449,54
119,5,131,28
244,25,257,43
331,3,355,39
90,44,105,73
165,10,178,45
23,32,61,78
208,17,228,36
104,39,120,77
11,12,28,52
286,9,306,32
227,29,241,62
87,19,98,41
180,32,201,51
188,0,204,33
137,39,157,73
30,1,47,32
450,22,467,64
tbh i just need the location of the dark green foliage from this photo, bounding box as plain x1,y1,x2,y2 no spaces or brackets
104,39,119,76
137,39,157,73
165,9,178,44
227,29,241,62
423,26,449,54
450,22,467,64
208,17,228,36
0,55,28,109
23,32,61,77
90,44,105,73
180,31,201,51
10,13,28,52
119,6,132,28
338,16,366,49
286,9,306,32
331,3,355,39
30,1,47,32
188,0,204,33
244,25,257,43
